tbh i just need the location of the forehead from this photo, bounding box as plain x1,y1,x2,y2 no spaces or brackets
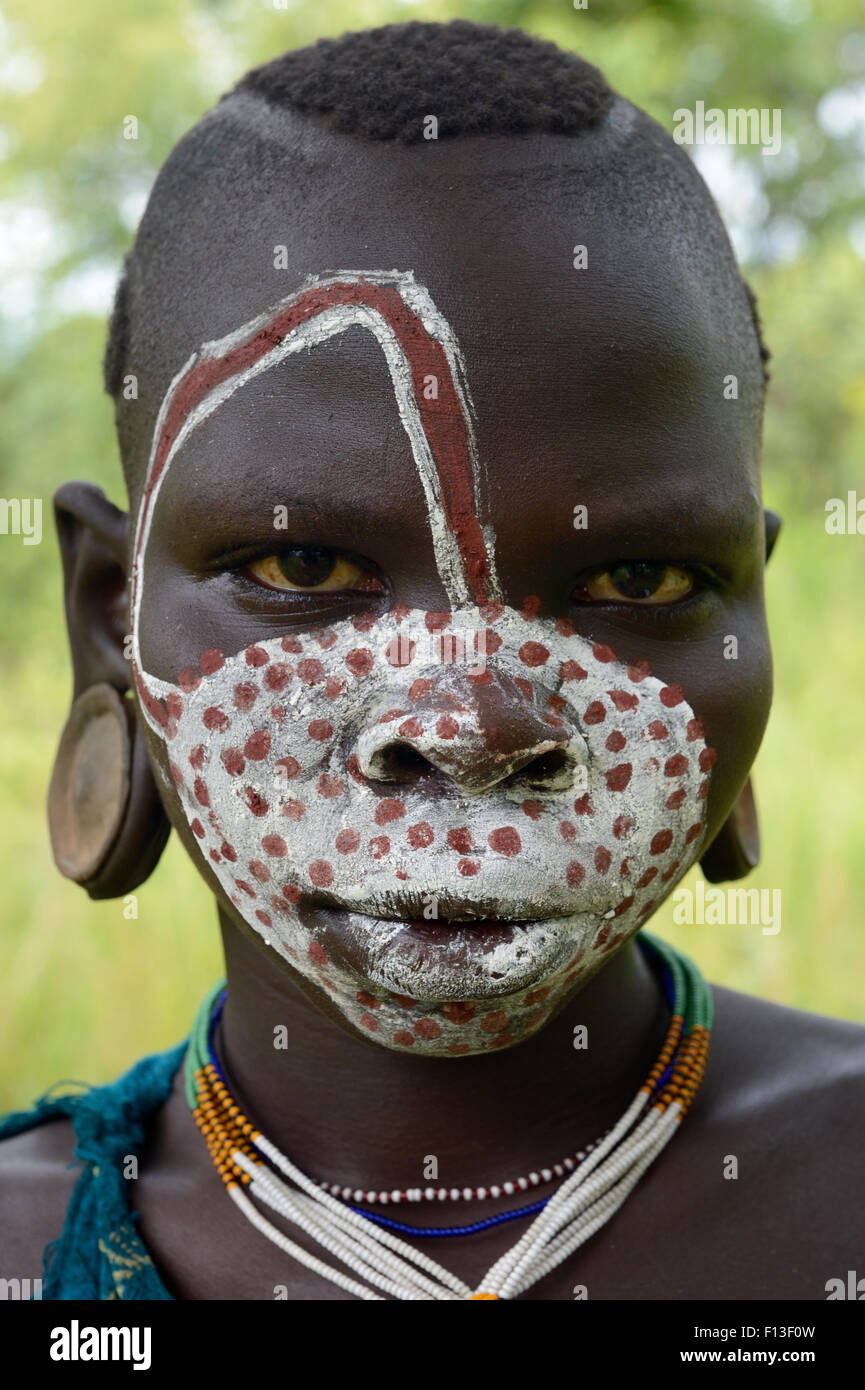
142,115,761,535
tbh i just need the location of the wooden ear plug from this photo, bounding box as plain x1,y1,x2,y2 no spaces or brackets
48,682,132,883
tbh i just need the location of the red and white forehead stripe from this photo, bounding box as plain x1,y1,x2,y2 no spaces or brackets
131,270,500,695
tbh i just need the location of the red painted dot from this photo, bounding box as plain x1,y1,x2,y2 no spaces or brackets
191,819,205,839
448,1043,471,1056
666,788,686,809
567,860,586,887
375,798,406,825
559,820,576,842
447,827,474,853
356,990,380,1009
264,663,292,693
408,677,432,699
660,684,685,708
309,859,333,887
518,641,549,667
662,860,681,882
436,714,459,739
281,800,305,821
398,718,423,738
245,645,269,667
352,612,376,633
605,731,626,752
628,661,652,682
359,1013,379,1032
593,643,616,663
262,835,287,858
203,706,230,732
221,842,237,862
556,617,576,637
347,754,367,785
249,858,270,883
458,858,480,876
664,753,688,777
200,648,225,676
234,682,259,712
392,1029,415,1047
524,987,550,1007
489,827,521,856
480,1011,509,1034
209,850,222,864
244,788,269,817
282,884,302,904
297,658,326,685
605,763,632,792
407,821,434,849
255,910,272,928
685,822,703,844
425,611,450,632
308,719,333,742
414,1018,441,1040
193,776,210,808
324,678,346,700
345,648,374,678
548,694,567,716
442,1001,475,1025
316,773,343,799
686,718,704,742
165,691,183,721
607,690,639,712
281,636,302,654
613,894,635,918
178,667,201,694
647,720,669,740
390,993,417,1008
336,829,360,854
514,678,533,701
187,744,205,772
168,762,183,788
594,846,612,874
370,836,390,859
698,779,711,800
308,941,328,967
584,701,606,725
275,756,301,780
700,747,718,772
574,794,593,816
220,748,245,777
560,660,588,682
244,730,271,761
651,829,674,855
235,879,256,899
637,902,656,920
385,636,415,667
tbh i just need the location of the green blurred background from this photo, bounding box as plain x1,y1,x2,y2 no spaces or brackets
1,0,864,1108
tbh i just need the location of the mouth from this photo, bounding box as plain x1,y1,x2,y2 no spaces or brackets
298,901,597,1000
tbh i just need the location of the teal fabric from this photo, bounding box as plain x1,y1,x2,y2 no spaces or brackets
0,1043,185,1300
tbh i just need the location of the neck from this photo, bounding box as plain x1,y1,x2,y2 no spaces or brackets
212,908,670,1194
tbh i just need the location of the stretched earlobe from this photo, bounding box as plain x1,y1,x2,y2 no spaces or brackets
49,482,171,899
699,776,760,883
764,509,782,562
47,682,170,898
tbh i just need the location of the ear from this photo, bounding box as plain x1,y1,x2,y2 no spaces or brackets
699,776,760,883
48,481,170,899
764,508,782,562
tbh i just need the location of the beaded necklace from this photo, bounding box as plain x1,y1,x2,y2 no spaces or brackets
184,932,712,1300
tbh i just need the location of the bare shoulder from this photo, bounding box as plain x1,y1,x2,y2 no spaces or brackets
0,1117,81,1278
701,984,865,1183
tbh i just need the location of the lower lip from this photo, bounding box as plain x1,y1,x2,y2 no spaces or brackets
306,907,534,976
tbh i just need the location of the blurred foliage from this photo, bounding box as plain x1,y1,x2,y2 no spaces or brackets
1,0,864,1105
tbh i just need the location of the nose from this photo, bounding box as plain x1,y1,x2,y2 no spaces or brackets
355,669,587,796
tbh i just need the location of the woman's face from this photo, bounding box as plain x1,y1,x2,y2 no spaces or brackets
127,134,772,1057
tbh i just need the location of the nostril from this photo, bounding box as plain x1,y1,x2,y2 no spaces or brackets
366,741,433,785
504,747,575,791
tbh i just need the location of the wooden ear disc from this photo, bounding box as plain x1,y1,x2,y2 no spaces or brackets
48,682,132,883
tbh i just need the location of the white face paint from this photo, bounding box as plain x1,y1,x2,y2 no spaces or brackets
132,271,714,1057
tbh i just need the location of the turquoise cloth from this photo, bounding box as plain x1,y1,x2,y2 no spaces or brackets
0,1043,185,1300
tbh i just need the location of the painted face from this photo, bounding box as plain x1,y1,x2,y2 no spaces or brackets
131,271,715,1057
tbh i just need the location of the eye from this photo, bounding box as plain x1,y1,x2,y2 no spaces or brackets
244,545,385,594
572,562,695,606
